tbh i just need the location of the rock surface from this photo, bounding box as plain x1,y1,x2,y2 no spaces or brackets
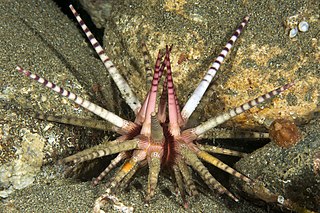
0,0,266,212
231,116,320,212
0,0,119,198
1,0,319,212
83,0,320,129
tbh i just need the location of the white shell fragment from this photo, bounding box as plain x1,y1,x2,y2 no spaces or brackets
289,27,298,38
298,21,309,32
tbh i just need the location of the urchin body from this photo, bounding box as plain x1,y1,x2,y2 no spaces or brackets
16,4,294,212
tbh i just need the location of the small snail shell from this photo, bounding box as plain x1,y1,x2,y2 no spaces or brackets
289,27,298,38
298,21,309,32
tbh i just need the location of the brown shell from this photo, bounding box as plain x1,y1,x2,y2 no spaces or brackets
269,119,301,148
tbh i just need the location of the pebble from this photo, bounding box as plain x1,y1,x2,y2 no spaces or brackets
298,21,309,32
289,27,298,38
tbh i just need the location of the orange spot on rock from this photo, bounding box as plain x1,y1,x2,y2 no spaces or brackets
178,53,188,64
269,119,301,148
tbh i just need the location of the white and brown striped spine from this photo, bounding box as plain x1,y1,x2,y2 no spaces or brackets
15,66,134,131
194,82,295,136
69,5,141,114
61,138,140,164
181,16,250,122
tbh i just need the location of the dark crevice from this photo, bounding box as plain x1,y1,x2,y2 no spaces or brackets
52,0,104,45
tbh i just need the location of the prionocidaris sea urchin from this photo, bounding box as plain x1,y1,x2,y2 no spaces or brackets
16,4,294,212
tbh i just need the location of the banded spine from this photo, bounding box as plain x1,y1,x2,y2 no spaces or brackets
177,159,198,196
165,46,181,136
93,152,127,185
197,151,252,183
173,165,186,204
60,138,140,164
16,66,131,130
141,42,153,88
181,16,250,121
180,145,238,201
199,129,270,139
140,51,164,136
194,82,294,136
146,152,161,202
33,113,113,131
69,5,141,114
198,144,246,157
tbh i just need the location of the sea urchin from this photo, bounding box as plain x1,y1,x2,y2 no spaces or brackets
15,4,294,212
